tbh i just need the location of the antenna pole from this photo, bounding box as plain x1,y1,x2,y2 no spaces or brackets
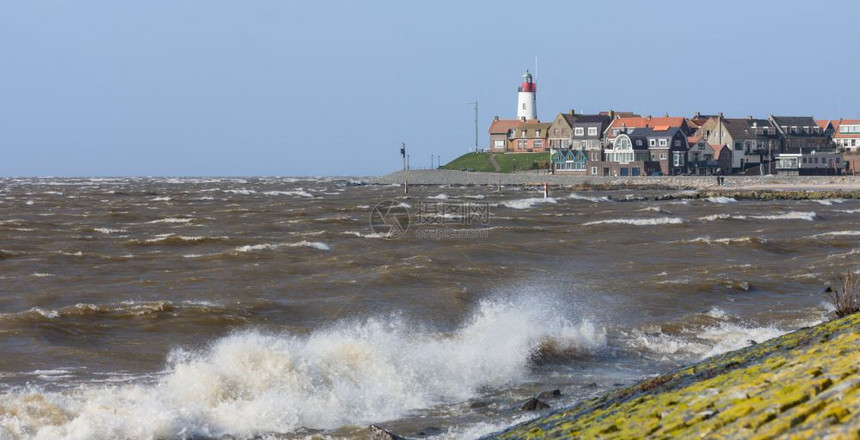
467,101,479,152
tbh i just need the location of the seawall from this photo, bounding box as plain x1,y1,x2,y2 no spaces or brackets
370,170,860,192
486,313,860,439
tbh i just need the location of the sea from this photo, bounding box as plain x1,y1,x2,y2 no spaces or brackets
0,177,857,439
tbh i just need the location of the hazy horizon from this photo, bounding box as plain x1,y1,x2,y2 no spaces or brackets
2,0,858,177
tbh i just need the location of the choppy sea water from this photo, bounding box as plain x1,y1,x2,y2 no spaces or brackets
0,177,857,439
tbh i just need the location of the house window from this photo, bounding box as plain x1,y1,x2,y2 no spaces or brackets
649,139,657,147
673,152,684,166
674,140,681,147
659,139,668,147
536,130,541,137
735,142,743,151
591,166,597,175
534,140,543,149
574,127,584,136
518,139,526,150
588,127,598,136
493,140,504,148
660,153,666,160
522,103,527,110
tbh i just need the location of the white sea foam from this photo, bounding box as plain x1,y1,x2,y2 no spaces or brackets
499,197,557,210
683,236,767,246
234,241,330,253
751,211,817,221
812,199,843,205
93,228,126,234
812,230,860,238
836,208,860,214
151,197,171,202
706,196,737,204
223,189,256,195
147,217,194,224
0,297,603,439
583,217,683,226
699,211,817,222
343,231,384,239
262,190,314,198
428,194,449,200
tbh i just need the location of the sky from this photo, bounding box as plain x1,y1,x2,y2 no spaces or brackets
1,0,858,177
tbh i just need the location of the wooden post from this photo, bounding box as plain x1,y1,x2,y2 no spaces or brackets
404,180,408,195
543,182,549,198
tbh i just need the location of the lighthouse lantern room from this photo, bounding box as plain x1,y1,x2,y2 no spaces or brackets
516,70,537,121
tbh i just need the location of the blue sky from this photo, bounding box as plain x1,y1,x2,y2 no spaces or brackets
1,0,858,176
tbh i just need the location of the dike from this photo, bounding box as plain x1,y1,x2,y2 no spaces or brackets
369,170,860,192
485,313,860,439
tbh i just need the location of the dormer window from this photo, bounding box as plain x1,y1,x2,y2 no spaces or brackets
575,127,584,136
659,139,668,147
649,139,657,147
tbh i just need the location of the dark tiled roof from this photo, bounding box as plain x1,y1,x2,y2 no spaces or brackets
771,116,818,127
720,118,777,139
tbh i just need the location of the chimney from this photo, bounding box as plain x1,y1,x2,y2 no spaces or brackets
520,116,526,122
718,112,723,119
694,111,700,119
748,115,753,120
647,115,652,120
494,116,500,121
570,109,576,116
664,112,669,117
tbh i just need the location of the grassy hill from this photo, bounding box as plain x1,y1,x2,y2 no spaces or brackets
442,152,550,173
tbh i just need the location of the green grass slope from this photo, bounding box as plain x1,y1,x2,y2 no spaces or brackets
442,152,550,173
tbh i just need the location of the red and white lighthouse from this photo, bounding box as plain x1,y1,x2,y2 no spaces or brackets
517,70,537,120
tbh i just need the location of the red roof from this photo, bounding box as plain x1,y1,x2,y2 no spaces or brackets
833,119,860,138
488,119,523,134
816,120,831,130
606,116,687,135
712,144,729,157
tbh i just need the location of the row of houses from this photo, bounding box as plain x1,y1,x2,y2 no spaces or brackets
489,111,856,176
487,71,857,176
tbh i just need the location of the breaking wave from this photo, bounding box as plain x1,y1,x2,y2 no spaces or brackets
583,217,683,226
569,193,611,203
233,241,330,252
699,211,817,222
706,196,737,204
498,197,557,210
0,297,604,439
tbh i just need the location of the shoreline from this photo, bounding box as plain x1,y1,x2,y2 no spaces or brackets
369,170,860,194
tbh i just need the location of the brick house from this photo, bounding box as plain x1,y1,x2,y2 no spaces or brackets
698,115,781,173
603,116,695,147
769,116,832,151
488,117,523,152
637,127,690,175
833,120,860,152
510,121,551,152
548,112,576,149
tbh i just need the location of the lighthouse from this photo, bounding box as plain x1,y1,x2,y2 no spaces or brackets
516,70,537,120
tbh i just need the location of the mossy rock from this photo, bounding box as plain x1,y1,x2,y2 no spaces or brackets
487,313,860,439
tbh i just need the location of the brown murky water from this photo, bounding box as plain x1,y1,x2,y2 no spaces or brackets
0,177,856,439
